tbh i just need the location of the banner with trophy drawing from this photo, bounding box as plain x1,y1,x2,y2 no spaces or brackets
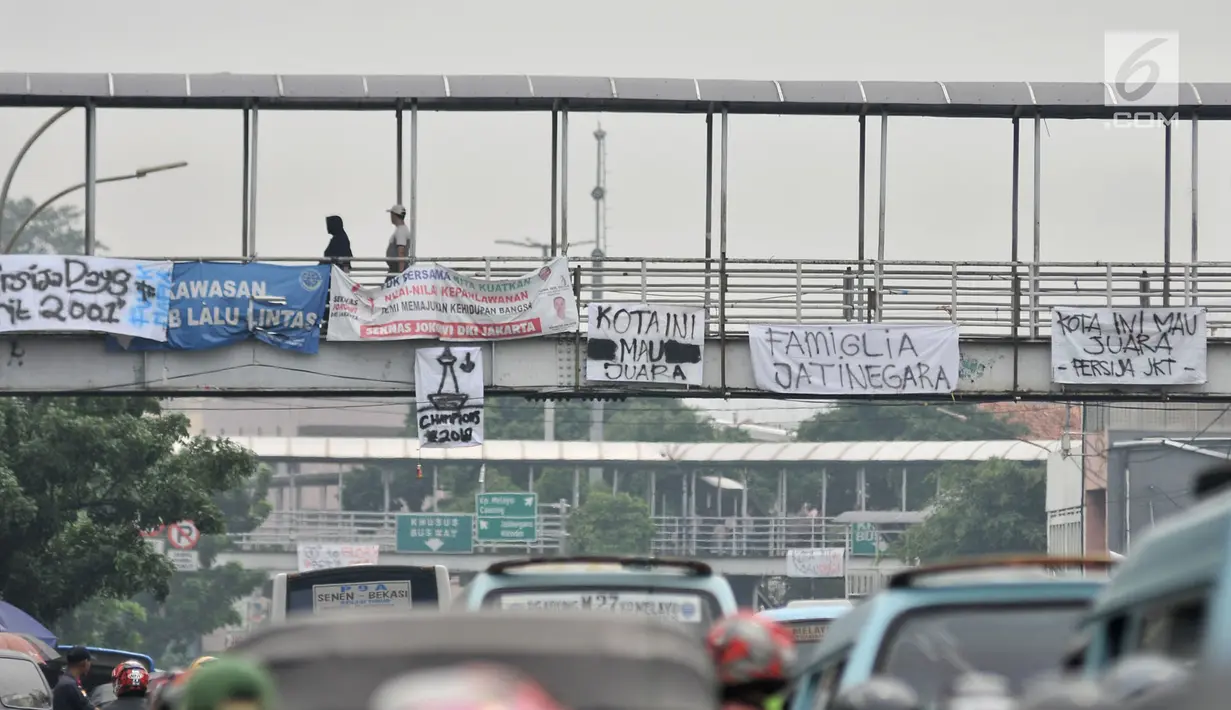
413,346,484,448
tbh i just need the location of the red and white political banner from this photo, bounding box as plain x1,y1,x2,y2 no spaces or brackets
326,258,578,341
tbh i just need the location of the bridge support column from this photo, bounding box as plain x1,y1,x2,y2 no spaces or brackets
1030,114,1042,337
395,100,403,204
410,100,418,258
1190,114,1199,305
84,102,97,254
241,106,250,257
1163,120,1173,305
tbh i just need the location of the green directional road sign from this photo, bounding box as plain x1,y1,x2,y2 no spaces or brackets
396,513,475,553
851,522,880,556
476,492,538,542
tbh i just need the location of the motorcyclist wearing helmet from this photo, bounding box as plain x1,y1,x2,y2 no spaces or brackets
105,664,150,710
707,612,798,710
370,664,567,710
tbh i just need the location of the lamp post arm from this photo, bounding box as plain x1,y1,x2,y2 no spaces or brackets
3,172,137,255
0,107,74,240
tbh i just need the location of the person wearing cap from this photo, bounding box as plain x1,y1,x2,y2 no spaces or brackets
385,204,414,284
53,646,96,710
181,657,277,710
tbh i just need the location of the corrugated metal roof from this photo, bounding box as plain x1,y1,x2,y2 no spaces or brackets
0,73,1219,118
224,436,1056,464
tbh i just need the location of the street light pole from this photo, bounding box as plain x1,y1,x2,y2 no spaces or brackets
3,161,188,254
0,107,75,240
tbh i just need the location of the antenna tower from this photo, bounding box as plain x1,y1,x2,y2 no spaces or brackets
592,123,608,256
588,123,608,487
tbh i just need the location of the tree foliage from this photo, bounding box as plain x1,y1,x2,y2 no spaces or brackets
54,465,273,663
0,397,260,624
566,488,655,555
1,197,105,255
896,459,1047,563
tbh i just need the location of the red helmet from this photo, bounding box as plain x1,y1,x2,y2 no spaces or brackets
114,665,150,697
111,661,145,683
706,612,798,686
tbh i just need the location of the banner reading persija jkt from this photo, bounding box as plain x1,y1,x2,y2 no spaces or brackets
327,258,579,341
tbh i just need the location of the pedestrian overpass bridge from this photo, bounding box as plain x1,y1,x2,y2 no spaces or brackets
2,257,1229,401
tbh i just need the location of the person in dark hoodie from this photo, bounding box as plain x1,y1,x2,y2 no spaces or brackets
322,215,353,271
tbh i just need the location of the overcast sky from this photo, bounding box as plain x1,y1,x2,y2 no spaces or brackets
4,0,1228,426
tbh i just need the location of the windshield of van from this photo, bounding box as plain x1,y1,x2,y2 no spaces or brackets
0,658,50,710
285,568,442,615
484,588,719,629
876,604,1086,703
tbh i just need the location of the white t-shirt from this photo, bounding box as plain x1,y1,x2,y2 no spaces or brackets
386,224,414,271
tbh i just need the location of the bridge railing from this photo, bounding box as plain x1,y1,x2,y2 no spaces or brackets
227,510,854,558
137,255,1225,338
229,509,566,555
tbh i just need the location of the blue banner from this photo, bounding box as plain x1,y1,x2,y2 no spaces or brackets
108,262,330,353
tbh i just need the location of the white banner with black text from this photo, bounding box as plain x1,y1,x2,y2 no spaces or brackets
1051,307,1207,385
0,255,173,340
585,303,706,385
749,323,959,395
414,345,484,447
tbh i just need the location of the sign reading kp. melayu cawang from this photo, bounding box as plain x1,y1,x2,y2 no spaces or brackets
749,323,959,395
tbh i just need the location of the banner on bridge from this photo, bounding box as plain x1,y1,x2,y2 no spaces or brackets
585,302,706,385
1051,307,1207,385
749,323,959,395
0,255,172,340
296,543,380,572
414,345,484,448
785,548,846,578
109,262,330,353
326,258,578,341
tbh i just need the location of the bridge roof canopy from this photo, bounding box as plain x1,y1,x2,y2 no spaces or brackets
0,73,1224,118
227,436,1057,465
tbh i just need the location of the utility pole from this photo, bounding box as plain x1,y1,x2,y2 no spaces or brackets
588,124,608,487
495,236,593,443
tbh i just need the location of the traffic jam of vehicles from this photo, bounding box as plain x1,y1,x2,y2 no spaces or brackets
5,470,1231,710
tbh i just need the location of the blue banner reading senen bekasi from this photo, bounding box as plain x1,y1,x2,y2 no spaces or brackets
109,262,330,353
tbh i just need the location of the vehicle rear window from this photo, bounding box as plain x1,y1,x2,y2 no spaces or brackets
285,568,441,614
876,604,1086,703
0,658,50,710
484,588,719,630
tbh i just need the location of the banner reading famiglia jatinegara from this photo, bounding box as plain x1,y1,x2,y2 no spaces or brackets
326,258,579,341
